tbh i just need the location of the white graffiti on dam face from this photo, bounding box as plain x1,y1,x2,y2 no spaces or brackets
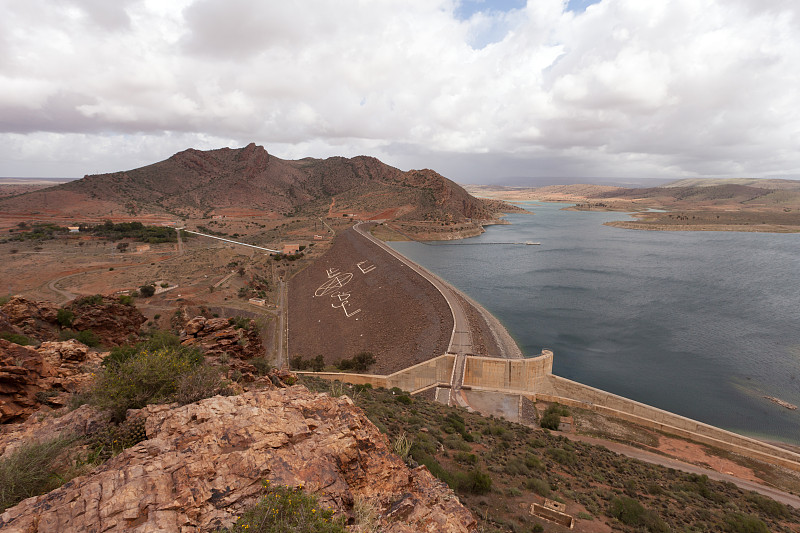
313,261,376,318
314,272,353,297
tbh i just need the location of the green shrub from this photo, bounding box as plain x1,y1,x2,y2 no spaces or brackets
410,444,454,488
679,473,726,503
724,512,769,533
221,482,346,533
540,411,561,430
73,294,104,307
56,308,74,327
524,454,544,471
456,468,492,495
526,478,551,497
745,492,789,519
90,346,217,421
0,332,33,346
250,357,273,375
118,294,134,306
0,436,77,512
396,394,412,405
139,284,155,297
608,497,669,532
336,351,376,372
60,329,100,347
228,316,252,330
454,451,478,465
540,403,569,430
546,447,576,466
503,457,529,476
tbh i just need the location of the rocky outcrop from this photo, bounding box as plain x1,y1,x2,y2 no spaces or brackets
0,404,108,458
1,296,146,347
0,310,23,337
1,297,59,341
180,316,264,361
0,339,103,423
0,386,477,532
0,340,55,423
66,297,146,346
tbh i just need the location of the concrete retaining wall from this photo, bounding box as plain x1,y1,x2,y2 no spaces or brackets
463,350,553,391
300,349,800,472
540,375,800,471
298,354,455,393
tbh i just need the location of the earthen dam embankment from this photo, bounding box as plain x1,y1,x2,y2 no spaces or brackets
297,223,800,474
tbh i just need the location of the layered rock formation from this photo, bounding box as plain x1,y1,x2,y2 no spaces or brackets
1,296,146,347
1,297,59,341
180,315,263,360
0,339,103,422
0,386,476,532
66,298,147,346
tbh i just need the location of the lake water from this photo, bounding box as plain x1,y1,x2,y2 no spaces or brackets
390,202,800,445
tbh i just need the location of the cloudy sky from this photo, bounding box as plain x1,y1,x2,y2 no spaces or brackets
1,0,799,184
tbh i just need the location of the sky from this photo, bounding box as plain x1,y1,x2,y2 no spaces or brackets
1,0,799,185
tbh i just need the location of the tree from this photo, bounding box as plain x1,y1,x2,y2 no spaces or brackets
139,284,155,297
56,308,74,328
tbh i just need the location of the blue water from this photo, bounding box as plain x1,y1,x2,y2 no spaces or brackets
390,203,800,444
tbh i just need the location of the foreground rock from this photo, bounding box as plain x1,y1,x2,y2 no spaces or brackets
0,386,477,533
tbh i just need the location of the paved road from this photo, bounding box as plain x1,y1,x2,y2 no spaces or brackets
567,433,800,508
278,280,286,369
354,223,473,406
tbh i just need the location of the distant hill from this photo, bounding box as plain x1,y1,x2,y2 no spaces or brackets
0,144,502,222
663,178,800,190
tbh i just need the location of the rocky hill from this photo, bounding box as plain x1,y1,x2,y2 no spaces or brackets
0,387,475,532
0,144,504,223
0,298,476,532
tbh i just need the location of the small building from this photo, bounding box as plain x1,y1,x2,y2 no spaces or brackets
313,234,324,240
249,298,267,307
282,244,300,254
68,226,80,233
530,499,574,529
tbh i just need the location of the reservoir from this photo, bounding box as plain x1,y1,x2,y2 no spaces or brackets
390,202,800,445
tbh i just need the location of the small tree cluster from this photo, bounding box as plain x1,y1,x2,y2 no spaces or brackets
336,352,376,372
540,402,570,431
291,355,325,372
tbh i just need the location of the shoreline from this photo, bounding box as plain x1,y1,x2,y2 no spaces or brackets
468,190,800,234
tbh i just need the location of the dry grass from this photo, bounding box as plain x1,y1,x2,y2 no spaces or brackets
0,435,81,512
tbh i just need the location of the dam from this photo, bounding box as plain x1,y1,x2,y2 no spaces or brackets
296,220,800,476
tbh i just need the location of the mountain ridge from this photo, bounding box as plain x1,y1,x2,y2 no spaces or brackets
0,143,503,223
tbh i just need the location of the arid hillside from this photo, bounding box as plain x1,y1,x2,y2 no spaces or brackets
467,179,800,232
0,144,502,224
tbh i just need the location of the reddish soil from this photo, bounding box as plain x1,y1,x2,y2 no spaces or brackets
651,435,761,482
288,228,453,374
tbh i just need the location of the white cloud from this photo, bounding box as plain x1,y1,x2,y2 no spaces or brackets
1,0,799,182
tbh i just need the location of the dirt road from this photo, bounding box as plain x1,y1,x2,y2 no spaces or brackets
567,433,800,508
